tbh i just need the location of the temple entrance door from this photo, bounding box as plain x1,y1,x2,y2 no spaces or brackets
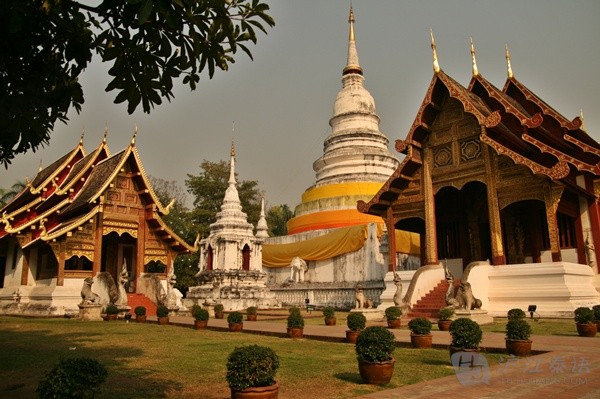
242,245,250,271
501,200,548,264
101,232,137,288
435,182,490,274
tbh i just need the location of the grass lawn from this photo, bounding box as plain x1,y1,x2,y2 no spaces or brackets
1,316,460,399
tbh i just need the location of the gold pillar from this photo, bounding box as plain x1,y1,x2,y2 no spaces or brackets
545,185,564,262
423,148,438,265
93,214,103,275
483,145,505,265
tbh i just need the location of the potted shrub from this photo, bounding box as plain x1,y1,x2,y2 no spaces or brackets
134,306,147,323
574,307,597,337
104,304,119,321
226,345,280,399
384,306,402,329
346,312,367,343
505,318,532,356
287,307,304,338
322,306,336,326
408,317,433,349
355,326,396,385
246,306,258,322
156,304,170,325
227,311,244,332
593,304,600,330
507,308,526,321
449,318,483,359
437,307,454,331
214,303,225,319
192,304,209,329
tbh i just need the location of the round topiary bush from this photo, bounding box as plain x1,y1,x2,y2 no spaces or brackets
574,307,595,324
214,304,224,313
37,357,108,399
287,311,305,329
438,307,455,321
408,317,432,335
246,306,258,315
593,305,600,321
226,345,280,392
288,307,301,316
156,305,169,318
507,308,526,321
355,326,396,363
384,306,402,321
227,311,244,324
105,304,119,315
192,305,209,321
505,319,532,341
347,312,367,332
134,306,146,316
322,306,335,319
449,318,483,349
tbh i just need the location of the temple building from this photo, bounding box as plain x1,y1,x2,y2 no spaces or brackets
358,35,600,316
0,132,195,316
262,7,419,309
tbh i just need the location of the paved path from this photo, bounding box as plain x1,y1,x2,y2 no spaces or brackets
154,315,600,399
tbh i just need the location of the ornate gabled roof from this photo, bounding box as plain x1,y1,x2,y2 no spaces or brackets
147,210,197,252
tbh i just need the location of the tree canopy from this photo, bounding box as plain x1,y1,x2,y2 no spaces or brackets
0,0,274,166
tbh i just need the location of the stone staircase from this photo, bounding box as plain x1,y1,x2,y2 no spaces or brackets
127,293,157,316
405,279,460,320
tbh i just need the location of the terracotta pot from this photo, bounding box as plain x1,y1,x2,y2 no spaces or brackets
194,319,208,330
287,327,303,339
104,314,117,321
437,320,452,331
387,319,401,329
410,333,433,349
247,314,257,321
135,315,146,323
358,359,395,385
576,323,597,337
346,330,360,344
229,323,244,332
230,381,279,399
157,317,169,325
505,339,532,357
325,317,336,326
215,312,224,319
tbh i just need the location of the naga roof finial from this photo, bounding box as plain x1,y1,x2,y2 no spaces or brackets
430,29,440,73
470,37,479,77
103,123,108,144
505,44,514,79
131,125,138,145
580,109,586,131
79,129,85,145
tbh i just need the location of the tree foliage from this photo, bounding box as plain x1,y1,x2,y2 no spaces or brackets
266,204,293,236
0,0,275,166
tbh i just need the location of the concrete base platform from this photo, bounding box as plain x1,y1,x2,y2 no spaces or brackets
455,309,494,325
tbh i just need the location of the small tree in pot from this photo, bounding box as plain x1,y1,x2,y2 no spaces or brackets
246,306,258,321
507,308,526,321
134,306,146,323
384,306,402,329
287,307,304,338
574,307,597,337
226,345,280,399
408,317,433,349
437,307,454,331
192,304,209,330
505,318,532,356
346,312,367,343
355,326,396,385
449,317,482,361
104,304,119,321
214,304,225,319
322,306,336,326
593,304,600,330
228,311,244,332
156,305,170,325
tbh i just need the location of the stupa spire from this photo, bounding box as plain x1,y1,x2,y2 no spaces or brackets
430,29,440,73
470,37,479,77
505,44,514,79
343,5,363,76
255,197,269,239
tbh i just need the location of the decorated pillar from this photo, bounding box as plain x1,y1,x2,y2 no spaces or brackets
93,213,103,275
423,148,438,265
544,185,564,262
483,144,505,265
385,207,396,272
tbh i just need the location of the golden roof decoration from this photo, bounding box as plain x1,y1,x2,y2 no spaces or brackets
505,44,513,79
430,29,440,73
470,37,479,77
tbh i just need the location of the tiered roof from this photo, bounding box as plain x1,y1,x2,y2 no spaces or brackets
359,35,600,217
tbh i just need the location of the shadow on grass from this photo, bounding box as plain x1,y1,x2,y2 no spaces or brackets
422,358,449,366
334,371,362,384
0,325,183,399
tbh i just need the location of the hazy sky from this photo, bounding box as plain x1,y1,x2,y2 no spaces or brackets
2,0,599,210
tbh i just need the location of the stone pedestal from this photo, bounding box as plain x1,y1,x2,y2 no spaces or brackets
454,309,494,325
350,308,383,321
117,305,131,318
78,303,103,321
168,306,179,317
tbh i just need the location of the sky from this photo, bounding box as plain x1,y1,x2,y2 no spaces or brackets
2,0,600,210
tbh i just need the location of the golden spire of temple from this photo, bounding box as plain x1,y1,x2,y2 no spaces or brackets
505,44,513,79
231,122,235,157
430,29,440,73
131,125,137,145
580,109,587,131
343,4,363,76
103,123,108,144
38,159,43,172
470,37,479,77
349,4,355,42
79,129,85,145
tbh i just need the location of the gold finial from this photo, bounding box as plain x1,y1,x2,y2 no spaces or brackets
230,122,236,157
580,109,586,131
131,125,138,145
25,177,31,186
230,140,235,157
505,44,513,79
79,129,85,145
430,29,440,73
349,4,355,42
103,123,108,143
470,37,479,77
38,159,43,172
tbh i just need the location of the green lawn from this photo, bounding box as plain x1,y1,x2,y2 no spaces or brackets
0,316,461,399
